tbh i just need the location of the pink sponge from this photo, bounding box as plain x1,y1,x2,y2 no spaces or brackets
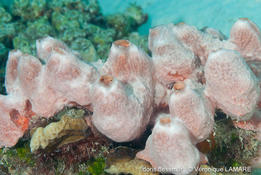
91,40,154,142
36,36,69,62
91,76,148,142
16,54,42,97
172,23,235,65
45,46,98,106
205,49,260,120
4,37,99,118
136,115,200,175
5,50,24,95
149,24,196,86
5,50,64,117
102,40,153,84
0,95,31,147
169,79,214,143
230,18,261,62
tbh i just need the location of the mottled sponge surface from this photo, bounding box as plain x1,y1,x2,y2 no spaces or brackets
45,46,98,106
230,18,261,62
169,80,214,143
91,78,148,142
0,95,25,147
92,40,154,142
136,115,200,175
205,49,260,120
102,40,153,84
149,24,196,86
172,23,235,65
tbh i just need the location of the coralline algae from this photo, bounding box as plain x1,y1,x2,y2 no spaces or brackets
1,18,261,174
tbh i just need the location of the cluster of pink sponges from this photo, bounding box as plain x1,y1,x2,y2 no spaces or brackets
138,18,261,174
1,18,261,174
1,37,98,147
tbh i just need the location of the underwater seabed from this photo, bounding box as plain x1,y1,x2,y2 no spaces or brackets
0,0,261,175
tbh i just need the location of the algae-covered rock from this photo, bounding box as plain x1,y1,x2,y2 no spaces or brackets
25,16,55,39
11,0,47,21
13,33,36,55
70,38,99,62
0,43,8,62
0,23,16,44
30,115,88,152
0,7,11,23
12,16,55,55
51,11,81,32
85,24,116,60
106,14,135,39
125,3,148,25
208,116,261,168
106,4,148,39
48,0,101,20
0,141,36,175
58,27,86,44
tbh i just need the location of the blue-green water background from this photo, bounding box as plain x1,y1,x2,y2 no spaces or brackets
98,0,261,36
2,0,261,36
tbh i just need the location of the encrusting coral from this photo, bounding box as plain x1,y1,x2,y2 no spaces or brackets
1,18,261,174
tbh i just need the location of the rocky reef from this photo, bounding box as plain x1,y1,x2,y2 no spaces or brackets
1,2,261,174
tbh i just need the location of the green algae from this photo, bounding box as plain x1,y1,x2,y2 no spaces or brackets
16,144,35,166
0,140,35,174
0,7,11,23
70,38,99,62
87,157,106,175
208,116,261,168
